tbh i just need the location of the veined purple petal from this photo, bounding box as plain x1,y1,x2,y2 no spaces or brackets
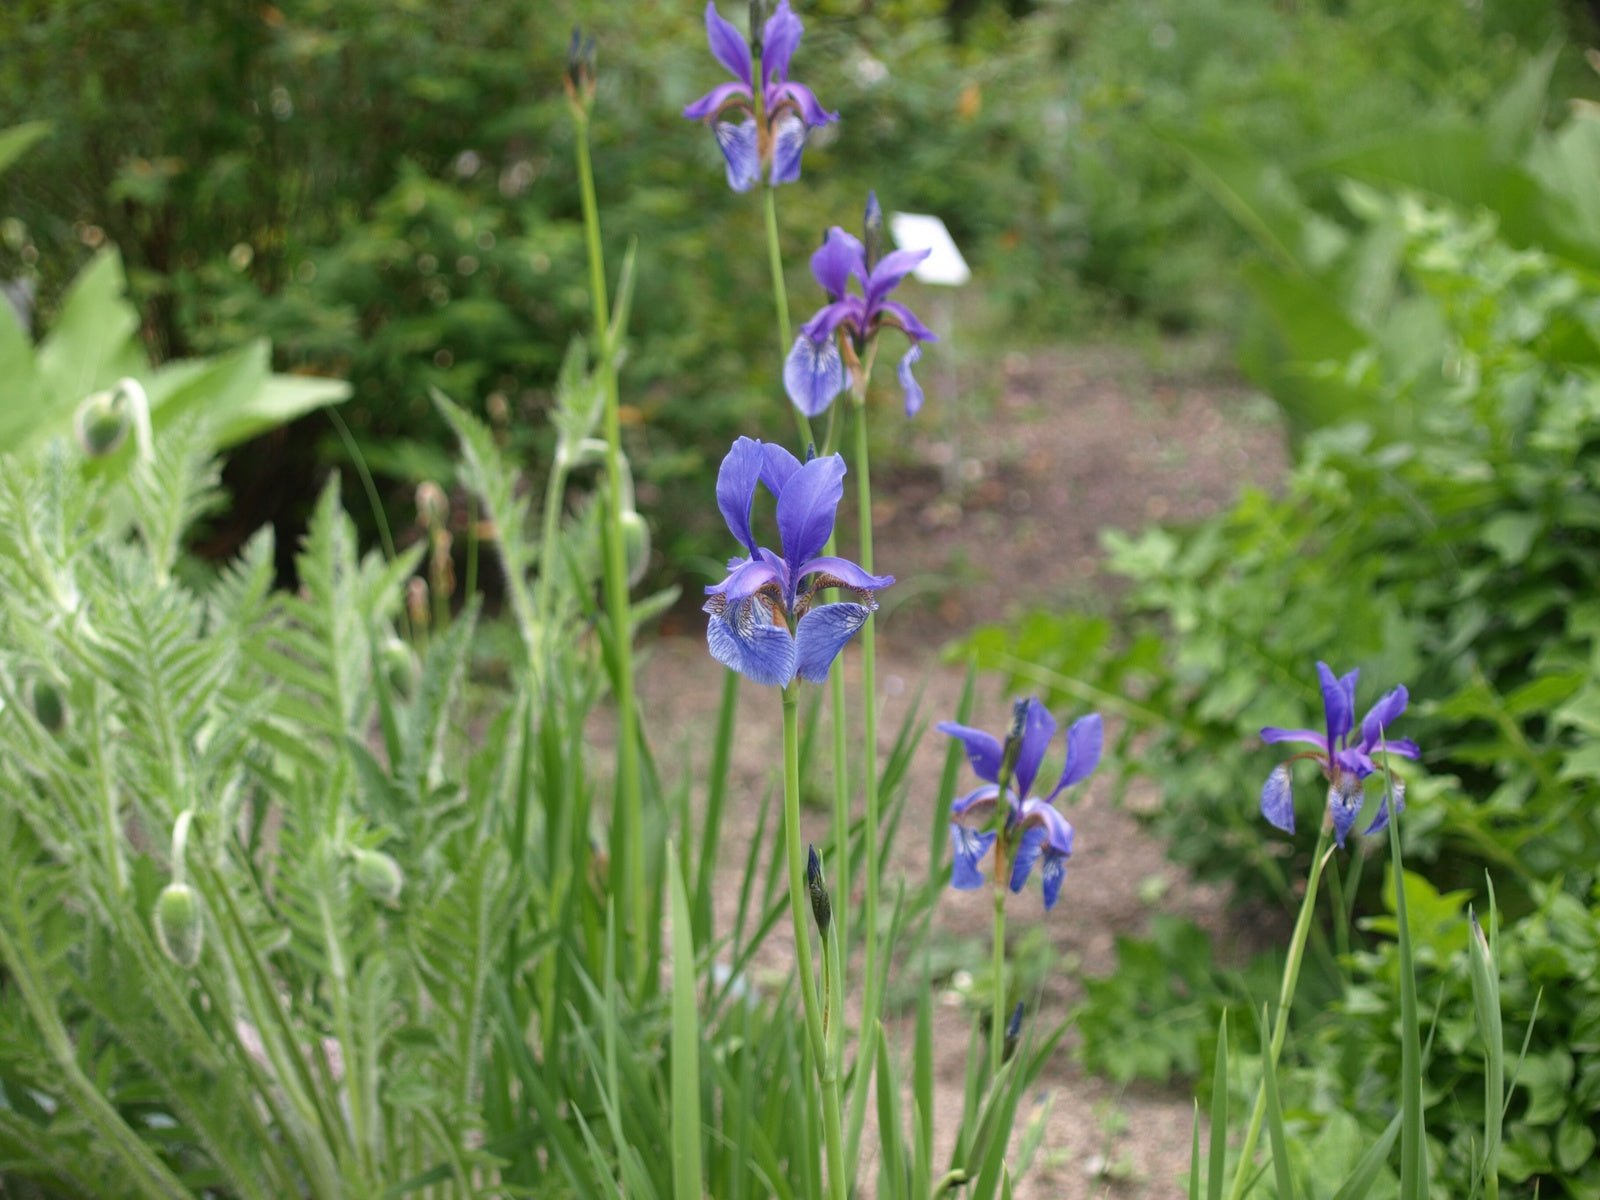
1333,746,1374,778
1040,849,1069,911
875,298,937,343
1017,796,1074,857
1260,765,1294,834
770,80,838,127
794,600,874,683
704,2,752,85
775,453,846,566
810,227,866,299
1260,727,1330,750
783,334,846,417
683,80,753,121
1378,738,1421,760
897,343,924,416
714,119,760,193
1327,776,1364,849
1362,778,1406,837
950,825,996,890
864,247,931,307
768,111,806,186
939,723,1003,784
760,442,802,497
800,297,864,343
794,554,894,594
705,595,796,687
761,0,803,83
705,556,783,605
1008,826,1047,894
1013,699,1056,799
950,782,1000,817
1047,713,1103,802
1318,662,1357,747
716,436,764,553
1358,685,1409,751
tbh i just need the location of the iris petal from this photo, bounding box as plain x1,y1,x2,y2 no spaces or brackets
704,556,782,605
683,80,753,121
799,298,863,343
938,723,1004,783
810,228,867,299
1359,685,1409,752
950,783,1000,818
759,442,802,497
1008,826,1046,893
1040,850,1068,910
950,825,996,889
1327,776,1364,848
705,594,796,687
898,343,924,416
1260,765,1295,834
760,0,803,83
1013,699,1056,800
1260,727,1330,750
876,299,937,343
783,334,846,417
794,554,894,594
1363,779,1406,836
714,119,760,192
1317,661,1354,746
865,247,931,307
794,600,873,683
704,1,752,85
768,111,806,186
1049,713,1103,800
1017,797,1074,857
771,80,838,127
775,454,846,566
715,436,764,554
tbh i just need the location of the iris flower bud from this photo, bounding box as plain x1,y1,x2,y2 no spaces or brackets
154,882,204,969
352,848,404,905
805,844,831,938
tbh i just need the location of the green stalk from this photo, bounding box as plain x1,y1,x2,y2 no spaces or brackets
763,187,813,449
695,668,740,943
830,656,850,960
990,874,1008,1079
573,107,647,990
1225,823,1333,1200
1388,797,1425,1199
853,398,885,1061
782,685,847,1200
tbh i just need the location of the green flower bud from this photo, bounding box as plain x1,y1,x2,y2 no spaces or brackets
352,848,403,905
154,882,204,969
620,509,650,587
74,388,131,458
805,844,831,939
30,677,66,734
378,637,418,700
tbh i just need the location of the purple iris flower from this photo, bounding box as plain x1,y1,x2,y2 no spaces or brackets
938,699,1102,912
703,436,893,687
682,0,838,193
784,192,938,418
1259,661,1420,847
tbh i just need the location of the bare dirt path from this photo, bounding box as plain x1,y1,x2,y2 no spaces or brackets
639,342,1287,1197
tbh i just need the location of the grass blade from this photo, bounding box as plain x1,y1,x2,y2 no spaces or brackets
1254,1003,1295,1200
1208,1011,1229,1200
669,846,705,1200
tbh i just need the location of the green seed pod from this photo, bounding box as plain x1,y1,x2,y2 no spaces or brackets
620,509,651,587
378,637,418,700
154,882,204,969
74,388,130,458
30,677,66,734
352,848,403,905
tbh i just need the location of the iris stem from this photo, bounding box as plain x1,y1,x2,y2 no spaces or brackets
991,868,1007,1079
1225,822,1332,1200
782,685,848,1200
763,187,814,450
573,108,647,993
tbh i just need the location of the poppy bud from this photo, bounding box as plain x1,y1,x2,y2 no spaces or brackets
74,388,130,458
352,848,403,905
154,882,204,969
30,677,66,734
805,844,831,938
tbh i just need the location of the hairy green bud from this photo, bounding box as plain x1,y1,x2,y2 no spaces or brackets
352,848,403,905
74,388,130,458
30,677,66,734
154,882,203,969
620,509,651,587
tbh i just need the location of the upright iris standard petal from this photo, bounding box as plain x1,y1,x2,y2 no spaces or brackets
784,335,846,416
794,601,875,683
704,1,753,84
865,248,931,307
1012,699,1056,799
1317,661,1355,745
1049,713,1104,800
811,228,867,299
1260,765,1295,834
775,454,846,566
771,81,839,128
898,344,924,416
716,436,765,553
760,0,804,83
937,722,1004,783
714,119,761,192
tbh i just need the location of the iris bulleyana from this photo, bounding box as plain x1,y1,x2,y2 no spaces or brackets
703,437,893,687
939,699,1102,912
784,193,938,419
1259,661,1420,847
682,0,838,193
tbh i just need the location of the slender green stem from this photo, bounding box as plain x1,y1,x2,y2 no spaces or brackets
695,668,740,942
852,399,884,1073
782,686,847,1200
763,187,814,450
829,657,850,961
573,109,647,990
1389,800,1425,1199
1225,823,1332,1200
990,878,1008,1078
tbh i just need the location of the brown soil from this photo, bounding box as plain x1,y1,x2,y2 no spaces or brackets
637,342,1288,1198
